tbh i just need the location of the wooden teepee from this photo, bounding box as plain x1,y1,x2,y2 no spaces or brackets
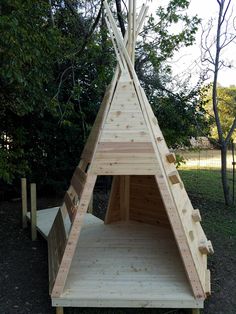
50,1,213,310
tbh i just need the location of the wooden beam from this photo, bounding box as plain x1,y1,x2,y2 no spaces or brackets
128,0,133,56
205,269,211,296
21,178,27,229
51,175,97,298
30,183,37,241
56,307,64,314
48,209,66,294
132,0,136,64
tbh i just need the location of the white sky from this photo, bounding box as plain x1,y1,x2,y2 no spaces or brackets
144,0,236,87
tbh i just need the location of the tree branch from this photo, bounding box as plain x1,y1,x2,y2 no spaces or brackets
115,0,126,37
225,117,236,144
64,0,104,57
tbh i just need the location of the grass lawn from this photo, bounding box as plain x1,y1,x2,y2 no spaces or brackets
179,168,236,313
179,168,234,205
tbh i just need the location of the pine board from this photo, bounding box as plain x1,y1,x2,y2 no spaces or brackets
52,221,203,308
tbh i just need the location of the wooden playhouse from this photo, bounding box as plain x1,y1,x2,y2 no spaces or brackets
25,1,213,313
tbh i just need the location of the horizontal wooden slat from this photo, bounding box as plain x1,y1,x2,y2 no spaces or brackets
96,142,155,153
91,164,160,175
100,130,151,143
71,167,87,197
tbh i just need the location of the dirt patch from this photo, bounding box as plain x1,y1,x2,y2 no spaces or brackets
1,193,235,313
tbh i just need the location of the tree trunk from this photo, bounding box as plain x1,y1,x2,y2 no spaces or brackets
221,143,231,205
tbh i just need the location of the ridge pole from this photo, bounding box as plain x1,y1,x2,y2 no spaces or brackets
128,0,133,58
132,0,136,64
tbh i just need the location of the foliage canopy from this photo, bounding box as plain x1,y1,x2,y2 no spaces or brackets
0,0,207,193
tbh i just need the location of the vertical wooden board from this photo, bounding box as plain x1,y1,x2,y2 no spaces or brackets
129,175,170,227
48,209,67,294
30,183,37,241
105,176,121,224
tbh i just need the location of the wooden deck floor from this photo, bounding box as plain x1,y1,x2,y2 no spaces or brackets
52,217,203,308
26,207,203,308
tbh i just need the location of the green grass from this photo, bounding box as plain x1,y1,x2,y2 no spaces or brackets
179,169,236,238
179,169,233,203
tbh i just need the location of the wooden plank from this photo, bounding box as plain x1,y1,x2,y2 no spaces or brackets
26,207,71,239
53,298,203,308
139,87,210,294
81,85,113,162
64,191,77,222
30,183,37,241
48,209,67,294
51,175,97,298
91,163,160,175
96,142,154,153
52,221,204,308
21,178,27,229
205,269,211,296
71,167,87,198
74,166,87,183
100,130,151,143
56,307,64,314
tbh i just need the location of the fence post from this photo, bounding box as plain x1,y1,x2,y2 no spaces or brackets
21,178,27,229
56,307,64,314
30,183,37,241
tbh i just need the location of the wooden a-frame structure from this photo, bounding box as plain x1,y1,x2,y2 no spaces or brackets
49,1,213,310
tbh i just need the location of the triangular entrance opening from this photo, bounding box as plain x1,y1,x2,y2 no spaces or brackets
104,175,170,227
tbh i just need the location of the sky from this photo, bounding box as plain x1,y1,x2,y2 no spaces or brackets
143,0,236,87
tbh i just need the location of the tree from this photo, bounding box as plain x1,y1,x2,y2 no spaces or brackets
205,85,236,142
201,0,236,205
0,0,114,190
0,0,208,194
